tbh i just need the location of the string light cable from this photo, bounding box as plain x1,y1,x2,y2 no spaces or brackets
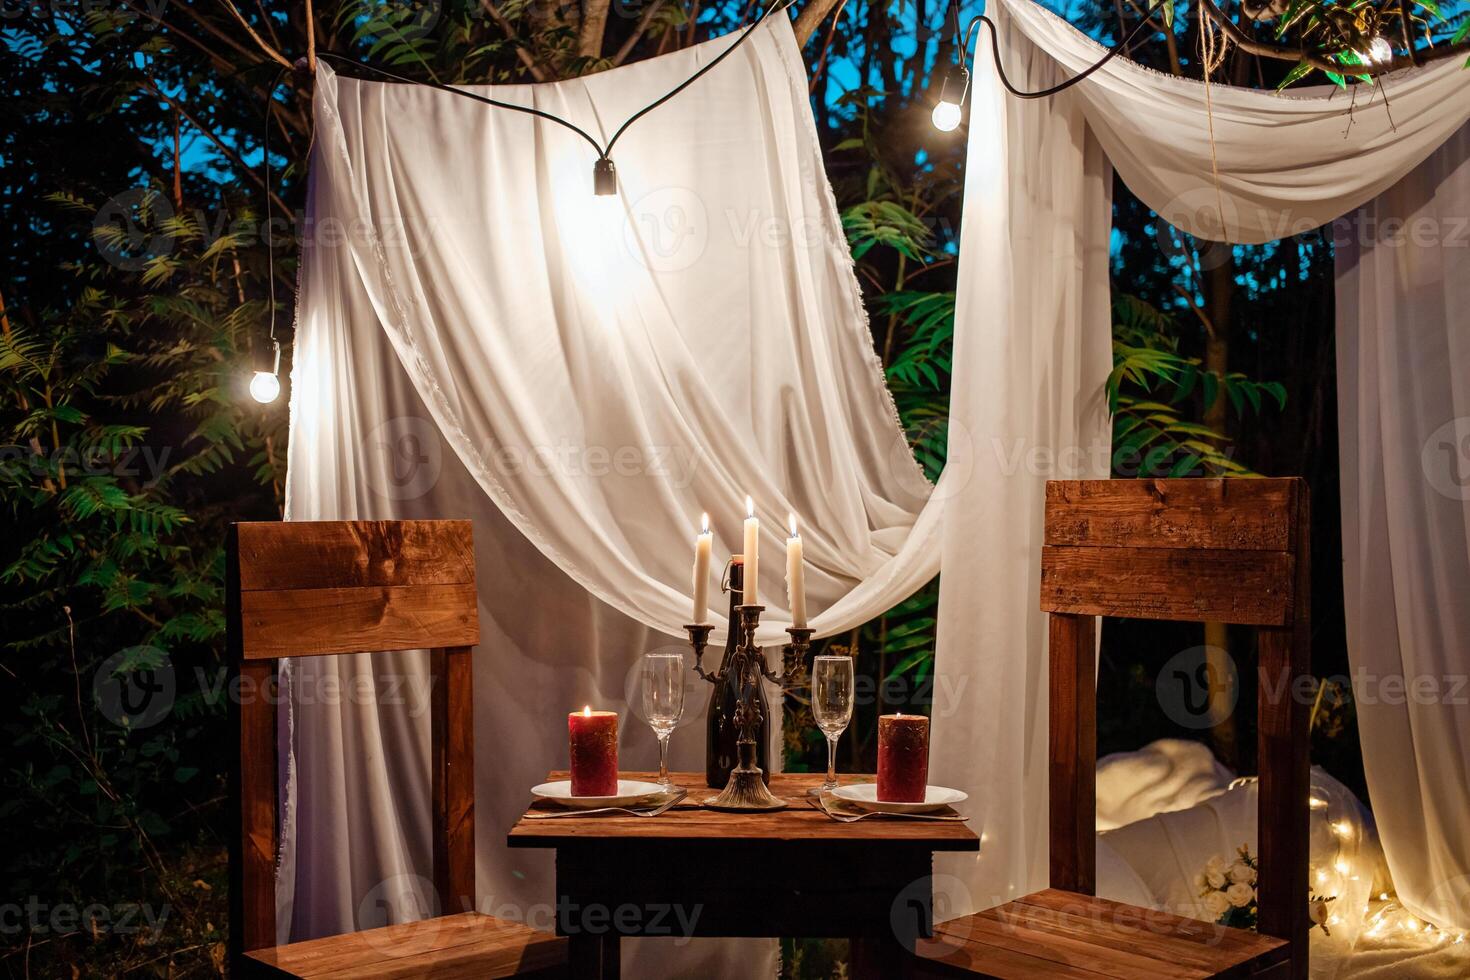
929,0,1167,130
315,0,798,195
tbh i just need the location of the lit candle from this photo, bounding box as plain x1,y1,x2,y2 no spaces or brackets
691,512,712,624
877,713,929,803
742,495,759,606
786,513,806,629
568,706,619,796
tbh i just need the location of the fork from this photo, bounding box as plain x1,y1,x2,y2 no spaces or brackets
523,789,689,819
807,796,968,823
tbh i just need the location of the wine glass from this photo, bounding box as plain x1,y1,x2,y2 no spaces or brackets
810,655,855,796
640,652,685,791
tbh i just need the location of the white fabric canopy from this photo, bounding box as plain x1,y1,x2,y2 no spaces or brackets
1336,122,1470,932
1002,0,1470,244
280,0,1470,968
933,0,1470,933
284,17,961,972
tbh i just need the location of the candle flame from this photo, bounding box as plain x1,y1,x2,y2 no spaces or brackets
700,512,709,534
582,705,591,717
745,495,754,518
788,513,798,537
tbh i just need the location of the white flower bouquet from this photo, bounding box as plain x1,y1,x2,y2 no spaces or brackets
1196,844,1336,935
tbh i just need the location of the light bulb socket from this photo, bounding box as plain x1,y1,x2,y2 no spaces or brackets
593,157,617,196
254,339,282,375
934,62,967,107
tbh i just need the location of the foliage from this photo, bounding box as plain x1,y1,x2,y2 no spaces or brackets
1109,295,1285,477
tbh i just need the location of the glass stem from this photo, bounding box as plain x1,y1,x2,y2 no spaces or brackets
658,733,671,785
826,733,838,786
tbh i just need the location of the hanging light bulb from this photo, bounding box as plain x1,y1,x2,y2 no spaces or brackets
1362,35,1393,66
929,62,969,132
250,340,282,404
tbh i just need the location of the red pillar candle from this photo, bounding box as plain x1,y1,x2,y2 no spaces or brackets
568,707,619,797
877,713,930,803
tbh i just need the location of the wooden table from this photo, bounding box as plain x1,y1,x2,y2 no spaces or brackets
508,771,980,979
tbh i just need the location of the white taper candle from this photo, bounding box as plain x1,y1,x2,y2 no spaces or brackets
691,513,712,623
742,495,759,606
786,513,806,628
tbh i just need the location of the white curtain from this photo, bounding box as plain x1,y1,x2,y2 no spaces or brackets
1336,122,1470,931
932,0,1470,929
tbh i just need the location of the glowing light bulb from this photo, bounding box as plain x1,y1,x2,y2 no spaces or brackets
931,100,963,132
250,370,281,404
1334,860,1350,875
1309,796,1328,809
1332,820,1353,838
1364,36,1393,65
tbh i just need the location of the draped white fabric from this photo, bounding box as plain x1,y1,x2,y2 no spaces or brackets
304,27,943,650
1336,122,1470,932
1002,0,1470,244
930,0,1114,917
284,17,949,971
934,0,1470,932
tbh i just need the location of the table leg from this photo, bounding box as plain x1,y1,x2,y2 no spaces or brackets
567,934,619,979
851,935,906,980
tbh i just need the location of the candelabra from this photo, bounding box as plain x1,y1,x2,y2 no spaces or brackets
685,608,813,811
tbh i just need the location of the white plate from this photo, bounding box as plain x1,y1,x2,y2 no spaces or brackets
831,783,968,814
531,779,667,808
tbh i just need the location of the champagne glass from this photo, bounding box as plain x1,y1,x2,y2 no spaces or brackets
810,655,855,796
640,652,685,791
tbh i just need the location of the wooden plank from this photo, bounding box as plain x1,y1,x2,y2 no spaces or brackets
911,931,1118,979
235,520,475,591
1040,546,1295,626
1012,891,1289,965
507,772,979,848
1256,489,1312,980
232,660,278,954
432,647,476,917
1048,614,1095,895
935,909,1208,979
242,912,565,979
239,583,480,659
1043,479,1300,551
227,522,279,961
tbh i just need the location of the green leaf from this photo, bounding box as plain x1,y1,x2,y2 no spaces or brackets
1277,60,1316,90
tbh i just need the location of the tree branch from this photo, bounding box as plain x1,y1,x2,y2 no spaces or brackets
477,0,550,81
578,0,613,59
1198,0,1470,76
793,0,845,47
143,81,292,217
611,0,670,66
217,0,294,69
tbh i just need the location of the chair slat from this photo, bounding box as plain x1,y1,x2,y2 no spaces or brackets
238,583,480,660
1040,546,1295,626
1044,479,1298,551
235,520,474,591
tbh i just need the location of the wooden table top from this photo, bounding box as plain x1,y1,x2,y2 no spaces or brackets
507,771,981,849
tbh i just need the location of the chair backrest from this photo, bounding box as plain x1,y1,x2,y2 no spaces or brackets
1040,479,1310,959
226,520,479,957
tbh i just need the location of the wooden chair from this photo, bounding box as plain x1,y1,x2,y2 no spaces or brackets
912,479,1311,980
226,519,566,979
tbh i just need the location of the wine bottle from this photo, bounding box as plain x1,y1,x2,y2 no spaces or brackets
705,557,771,788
